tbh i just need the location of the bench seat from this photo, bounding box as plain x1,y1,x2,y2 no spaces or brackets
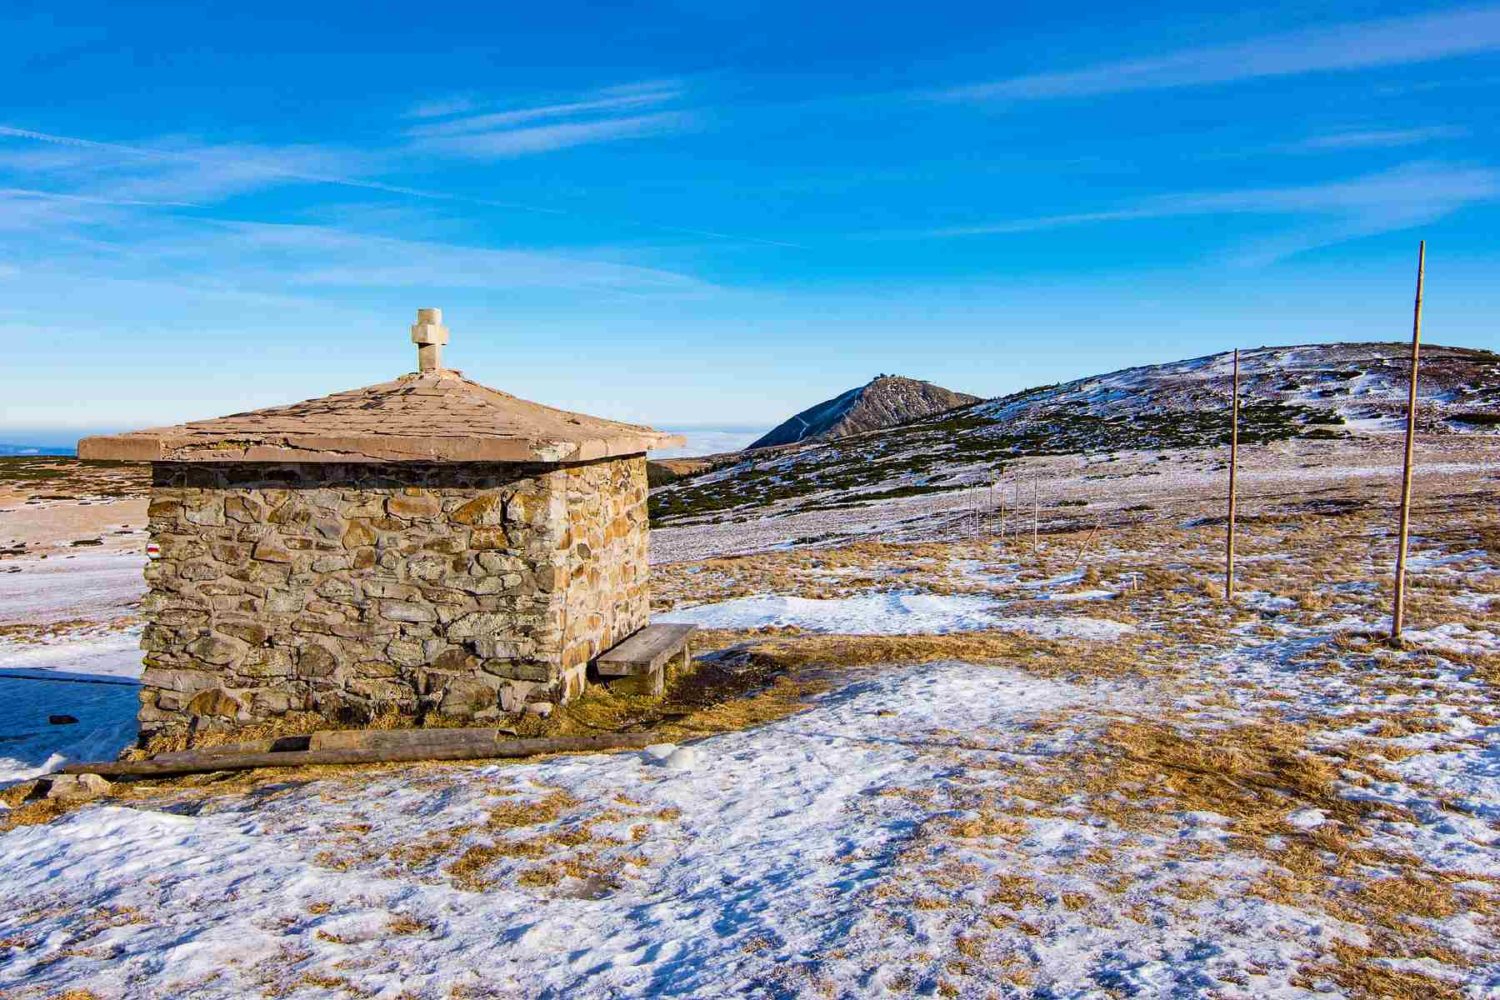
596,623,697,696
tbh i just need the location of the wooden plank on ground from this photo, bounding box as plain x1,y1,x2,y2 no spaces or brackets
596,623,696,677
308,727,515,752
61,732,659,778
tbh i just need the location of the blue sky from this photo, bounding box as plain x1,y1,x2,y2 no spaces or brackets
2,1,1498,443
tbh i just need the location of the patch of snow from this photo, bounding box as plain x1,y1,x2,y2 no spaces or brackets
1286,808,1327,830
1019,569,1086,589
1402,623,1500,656
0,627,142,783
0,662,1103,997
1406,548,1487,570
663,746,700,770
0,551,145,625
666,591,1007,634
1452,592,1498,612
1239,591,1296,612
0,627,143,680
987,616,1137,641
1036,589,1116,602
0,671,139,783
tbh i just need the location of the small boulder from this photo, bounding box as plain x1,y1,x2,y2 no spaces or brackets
45,772,112,802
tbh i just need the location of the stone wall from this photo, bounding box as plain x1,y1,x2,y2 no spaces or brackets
559,459,651,677
138,457,649,744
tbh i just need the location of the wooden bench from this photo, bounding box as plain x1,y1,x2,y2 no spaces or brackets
596,623,697,697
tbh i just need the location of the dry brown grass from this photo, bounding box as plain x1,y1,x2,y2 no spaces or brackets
1312,940,1468,1000
0,781,69,832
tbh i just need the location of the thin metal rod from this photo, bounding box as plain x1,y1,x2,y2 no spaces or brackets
1392,240,1425,640
1225,348,1240,601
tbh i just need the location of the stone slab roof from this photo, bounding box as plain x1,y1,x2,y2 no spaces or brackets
81,308,682,464
79,369,683,464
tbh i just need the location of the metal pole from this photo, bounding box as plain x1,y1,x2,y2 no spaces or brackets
1392,241,1425,641
1225,348,1240,601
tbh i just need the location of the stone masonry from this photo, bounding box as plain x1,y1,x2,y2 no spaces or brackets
138,457,650,743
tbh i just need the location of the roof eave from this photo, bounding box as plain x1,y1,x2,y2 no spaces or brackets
76,431,687,464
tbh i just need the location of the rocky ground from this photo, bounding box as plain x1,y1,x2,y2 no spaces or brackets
0,431,1497,997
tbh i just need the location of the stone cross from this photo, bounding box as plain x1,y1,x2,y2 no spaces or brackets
410,307,450,372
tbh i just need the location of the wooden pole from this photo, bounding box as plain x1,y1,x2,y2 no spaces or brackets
1032,472,1040,548
1076,515,1101,566
1225,348,1240,601
1392,240,1425,641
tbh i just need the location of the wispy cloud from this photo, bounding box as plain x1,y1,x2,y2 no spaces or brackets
0,121,794,248
1288,125,1469,152
917,162,1497,263
407,82,691,158
200,221,708,293
409,83,680,137
941,5,1500,101
0,124,544,211
0,120,717,297
1,206,712,303
403,95,479,120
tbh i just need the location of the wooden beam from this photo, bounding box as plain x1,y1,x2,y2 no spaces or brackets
61,732,661,778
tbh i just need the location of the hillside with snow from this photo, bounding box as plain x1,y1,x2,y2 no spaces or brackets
651,342,1500,527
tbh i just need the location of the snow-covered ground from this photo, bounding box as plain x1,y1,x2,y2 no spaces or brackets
0,550,144,625
667,592,1136,643
3,434,1499,997
0,626,142,783
5,612,1497,996
669,591,1005,633
0,663,1115,998
0,672,139,783
0,548,145,781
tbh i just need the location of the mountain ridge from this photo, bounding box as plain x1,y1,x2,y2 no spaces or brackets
650,342,1500,526
748,375,980,450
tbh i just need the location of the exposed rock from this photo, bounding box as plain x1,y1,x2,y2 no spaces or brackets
186,633,249,667
45,773,112,802
436,676,498,717
387,492,443,519
251,537,293,564
449,494,503,525
187,687,244,718
469,526,509,550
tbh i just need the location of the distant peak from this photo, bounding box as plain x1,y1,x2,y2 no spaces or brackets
747,376,981,450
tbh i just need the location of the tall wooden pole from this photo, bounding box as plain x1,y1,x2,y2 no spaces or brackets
1032,472,1039,549
1392,241,1425,641
1225,348,1240,601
